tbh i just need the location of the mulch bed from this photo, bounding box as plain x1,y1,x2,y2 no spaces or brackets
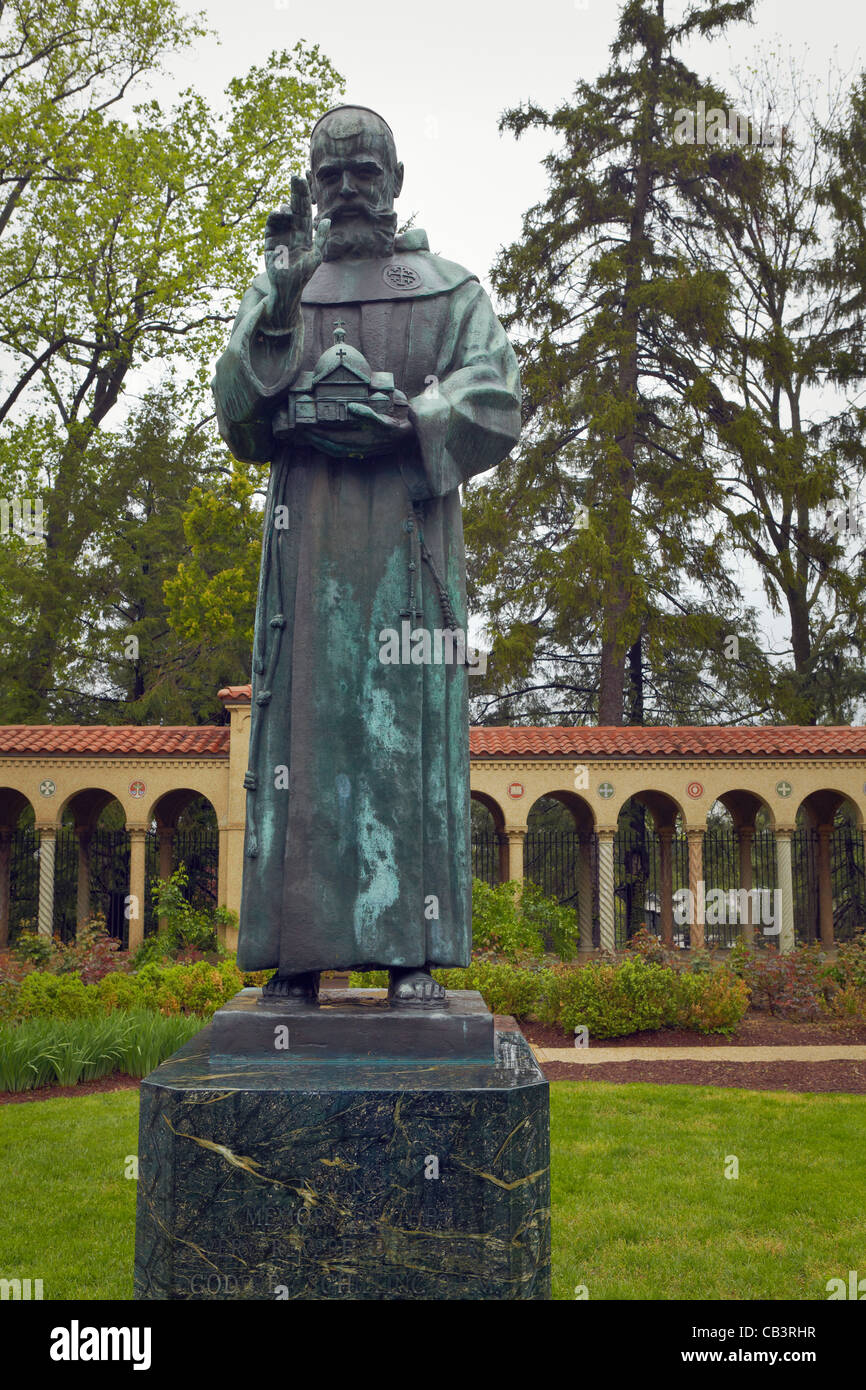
540,1059,866,1093
0,1074,140,1106
522,1012,866,1049
524,1010,866,1093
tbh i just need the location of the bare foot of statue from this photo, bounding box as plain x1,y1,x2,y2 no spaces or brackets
262,970,321,1005
388,967,446,1005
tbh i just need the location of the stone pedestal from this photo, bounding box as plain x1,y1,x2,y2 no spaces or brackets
134,989,550,1301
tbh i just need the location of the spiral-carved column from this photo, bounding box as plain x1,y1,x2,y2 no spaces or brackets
597,830,616,953
37,826,56,938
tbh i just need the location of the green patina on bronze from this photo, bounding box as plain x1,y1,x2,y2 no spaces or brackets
212,106,520,977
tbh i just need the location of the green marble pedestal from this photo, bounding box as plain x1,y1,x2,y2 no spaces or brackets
133,989,550,1301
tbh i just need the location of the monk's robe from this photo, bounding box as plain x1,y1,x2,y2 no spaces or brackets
212,231,521,973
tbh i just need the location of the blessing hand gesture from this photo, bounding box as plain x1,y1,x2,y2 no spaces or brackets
262,175,330,329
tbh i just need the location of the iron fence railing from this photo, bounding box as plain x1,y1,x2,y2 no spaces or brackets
469,823,866,952
5,821,863,949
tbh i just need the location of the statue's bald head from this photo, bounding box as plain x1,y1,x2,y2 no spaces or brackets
307,106,403,259
310,106,399,178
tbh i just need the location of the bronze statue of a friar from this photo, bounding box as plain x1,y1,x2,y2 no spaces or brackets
212,105,520,1006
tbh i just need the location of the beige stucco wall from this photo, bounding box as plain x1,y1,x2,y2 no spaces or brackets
469,757,866,834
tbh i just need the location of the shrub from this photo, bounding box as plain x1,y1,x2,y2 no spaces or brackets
673,969,750,1034
448,961,549,1018
555,957,675,1038
730,942,829,1020
132,868,239,965
822,933,866,992
125,959,242,1016
17,972,103,1021
824,984,866,1025
11,930,54,968
11,918,125,982
471,877,577,961
13,957,243,1022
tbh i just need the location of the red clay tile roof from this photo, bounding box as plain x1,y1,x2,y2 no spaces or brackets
470,725,866,758
217,687,866,758
0,727,230,757
217,685,254,705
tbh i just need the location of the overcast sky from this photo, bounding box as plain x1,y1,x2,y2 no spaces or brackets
162,0,864,299
149,0,864,673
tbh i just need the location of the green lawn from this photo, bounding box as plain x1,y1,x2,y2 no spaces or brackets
1,1082,863,1300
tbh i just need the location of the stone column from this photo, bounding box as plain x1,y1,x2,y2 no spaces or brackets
775,829,796,954
158,828,173,934
496,831,510,888
816,824,835,949
37,826,56,938
0,828,11,948
75,828,92,929
597,830,616,953
736,825,755,947
577,832,594,952
658,827,674,947
504,829,525,884
687,829,705,951
127,828,147,955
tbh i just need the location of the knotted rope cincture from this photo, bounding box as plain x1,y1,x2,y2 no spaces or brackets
404,500,459,633
244,459,288,858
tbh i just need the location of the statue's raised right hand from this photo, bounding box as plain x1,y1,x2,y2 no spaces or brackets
262,175,330,328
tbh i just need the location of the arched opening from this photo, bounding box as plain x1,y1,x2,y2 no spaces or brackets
147,791,219,935
56,790,128,943
795,791,865,946
0,788,36,946
703,792,775,948
612,790,684,949
470,792,505,885
512,792,596,949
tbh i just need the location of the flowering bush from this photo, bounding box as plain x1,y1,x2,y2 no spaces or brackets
728,940,831,1020
10,917,125,983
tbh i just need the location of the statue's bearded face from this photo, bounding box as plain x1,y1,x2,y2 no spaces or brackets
308,118,403,261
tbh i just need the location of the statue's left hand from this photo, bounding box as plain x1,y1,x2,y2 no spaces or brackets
298,403,415,458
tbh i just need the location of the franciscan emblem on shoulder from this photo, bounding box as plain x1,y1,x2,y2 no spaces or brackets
383,263,422,290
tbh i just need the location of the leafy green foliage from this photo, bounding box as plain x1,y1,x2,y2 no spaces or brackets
8,957,242,1024
0,2,343,721
0,1012,200,1092
468,0,767,726
132,867,238,965
471,877,578,959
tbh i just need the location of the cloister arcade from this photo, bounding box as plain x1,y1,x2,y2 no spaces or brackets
0,689,864,954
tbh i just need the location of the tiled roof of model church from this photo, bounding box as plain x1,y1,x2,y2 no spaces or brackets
0,686,862,758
